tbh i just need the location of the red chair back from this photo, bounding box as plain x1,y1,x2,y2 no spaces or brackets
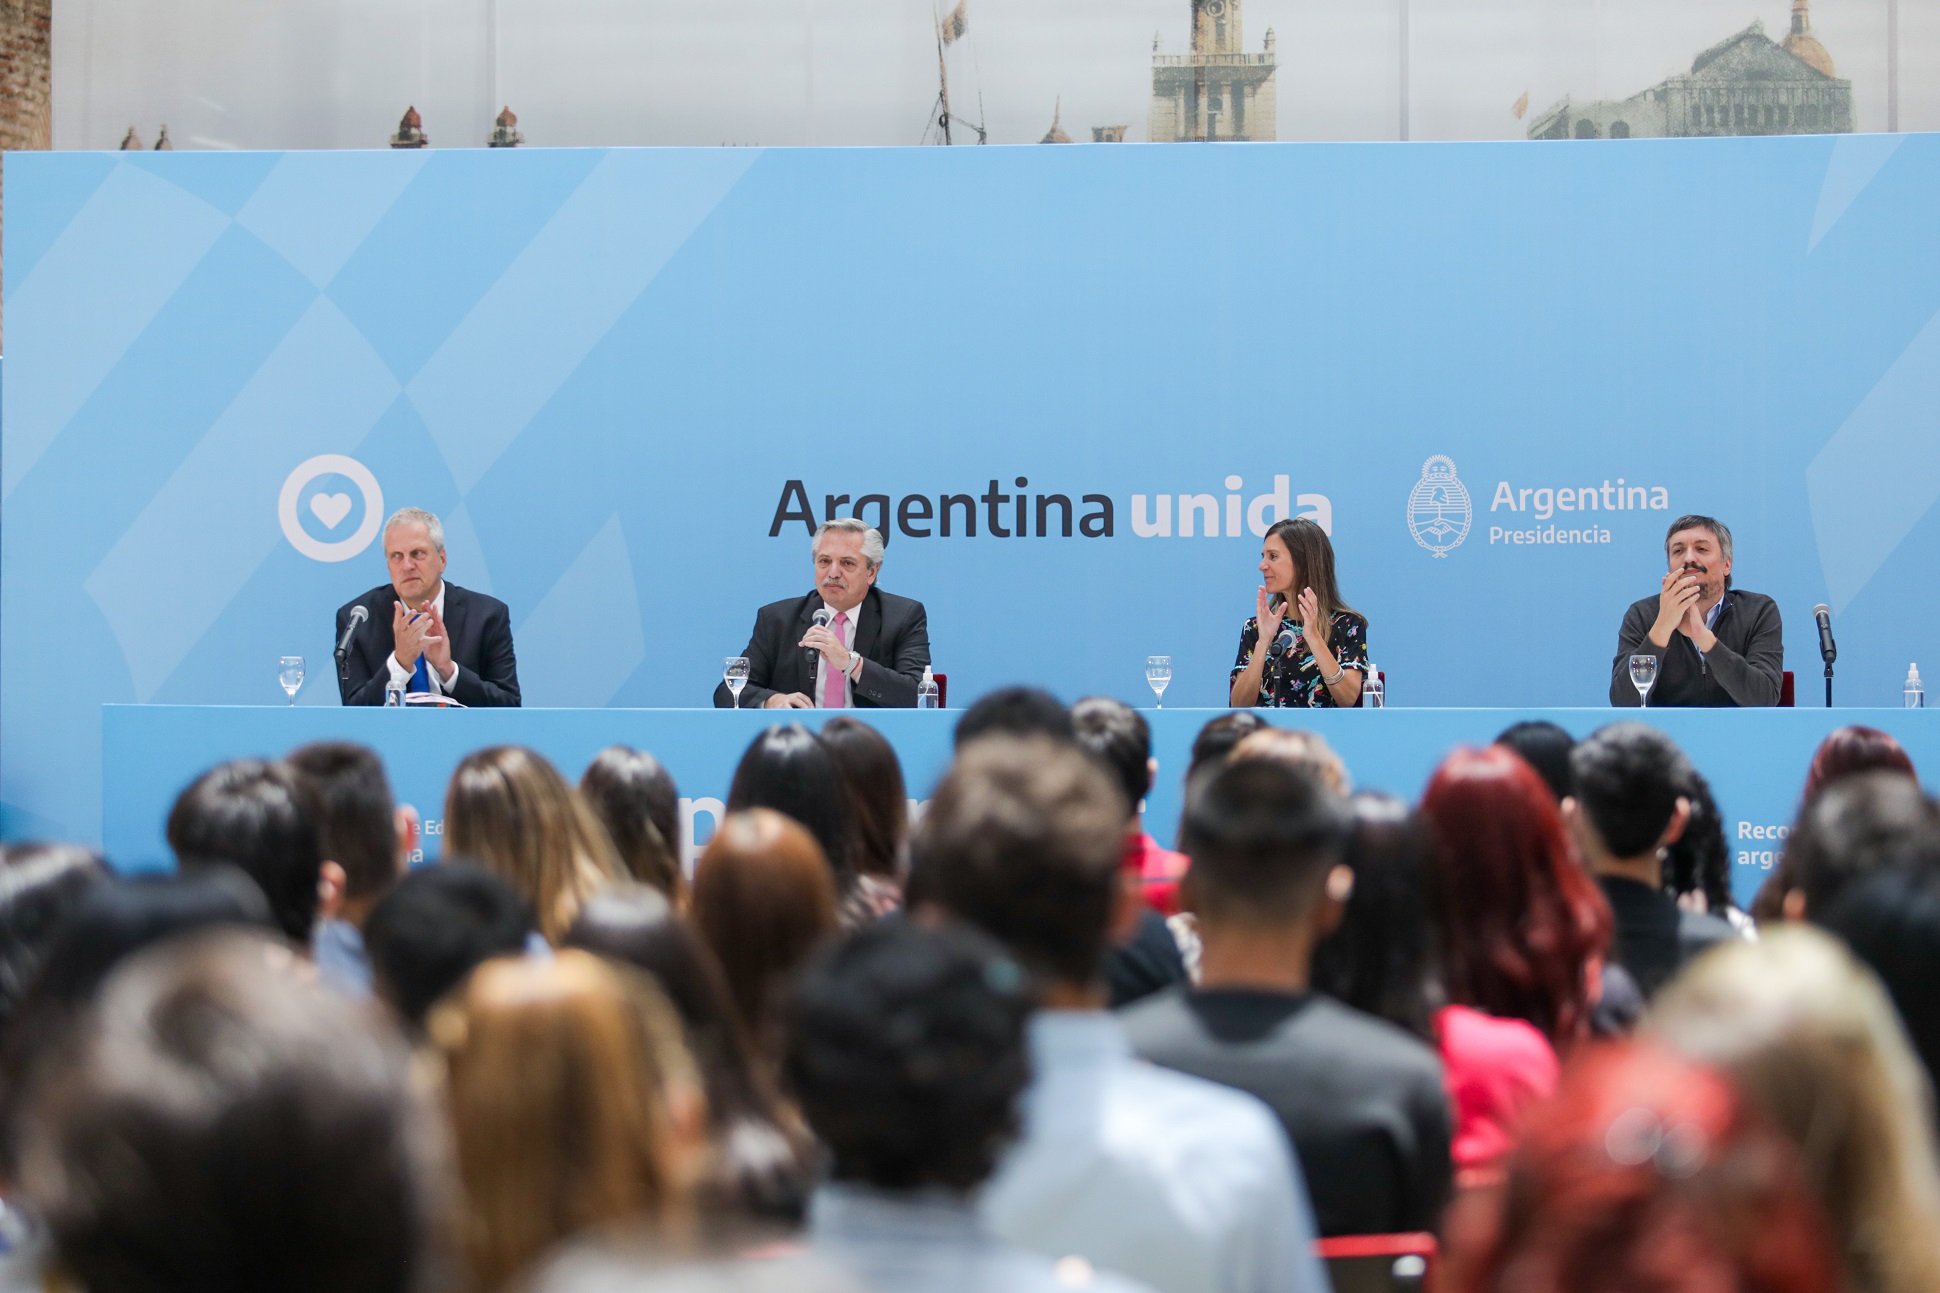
1315,1233,1437,1293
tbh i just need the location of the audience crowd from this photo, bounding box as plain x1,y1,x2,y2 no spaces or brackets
0,697,1937,1293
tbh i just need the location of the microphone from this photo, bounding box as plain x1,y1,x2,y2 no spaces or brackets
335,604,368,659
808,606,833,689
1814,604,1837,665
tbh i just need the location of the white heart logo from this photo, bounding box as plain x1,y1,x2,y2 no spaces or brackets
309,492,353,530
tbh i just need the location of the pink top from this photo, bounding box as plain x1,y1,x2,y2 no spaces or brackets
1436,1004,1559,1178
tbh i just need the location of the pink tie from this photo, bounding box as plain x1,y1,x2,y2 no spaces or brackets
825,611,850,708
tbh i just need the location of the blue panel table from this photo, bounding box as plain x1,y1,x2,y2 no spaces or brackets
103,706,1940,908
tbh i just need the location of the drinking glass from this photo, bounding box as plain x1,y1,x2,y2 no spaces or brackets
1146,655,1173,709
724,657,751,708
278,655,306,705
1628,654,1658,708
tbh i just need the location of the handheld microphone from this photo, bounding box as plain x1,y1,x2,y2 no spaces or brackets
336,604,368,659
1813,604,1837,665
810,605,832,666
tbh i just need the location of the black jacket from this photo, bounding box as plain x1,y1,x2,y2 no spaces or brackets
1121,987,1453,1238
1597,875,1737,1001
714,586,930,709
335,582,521,707
1610,588,1783,707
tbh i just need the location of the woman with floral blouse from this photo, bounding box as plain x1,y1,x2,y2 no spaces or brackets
1229,517,1369,708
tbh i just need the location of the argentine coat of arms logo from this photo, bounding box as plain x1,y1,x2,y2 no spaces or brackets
1407,455,1471,557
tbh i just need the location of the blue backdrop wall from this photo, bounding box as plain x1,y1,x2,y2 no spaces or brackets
5,136,1940,845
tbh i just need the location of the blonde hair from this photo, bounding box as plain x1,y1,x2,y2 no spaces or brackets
1229,727,1352,794
445,745,623,943
429,951,695,1291
1647,926,1940,1293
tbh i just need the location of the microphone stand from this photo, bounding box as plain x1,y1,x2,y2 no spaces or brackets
1824,657,1834,708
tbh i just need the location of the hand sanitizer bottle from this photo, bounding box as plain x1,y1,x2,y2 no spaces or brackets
1906,664,1925,709
917,666,940,710
1364,664,1385,709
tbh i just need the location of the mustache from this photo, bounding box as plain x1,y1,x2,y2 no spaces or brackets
1681,562,1709,574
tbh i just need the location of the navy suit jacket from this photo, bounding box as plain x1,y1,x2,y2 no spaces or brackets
714,587,930,708
335,582,521,707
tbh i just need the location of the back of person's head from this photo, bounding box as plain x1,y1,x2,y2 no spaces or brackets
1070,695,1153,817
1493,720,1575,803
363,861,533,1029
1187,711,1268,781
166,758,324,943
0,872,271,1178
1665,768,1734,913
1568,722,1696,858
286,741,404,908
1228,727,1350,794
784,919,1030,1193
1822,868,1940,1118
910,735,1127,989
1648,926,1940,1293
430,949,695,1292
445,745,623,943
0,843,108,1042
580,746,685,903
690,809,839,1065
1770,770,1940,921
1310,794,1437,1041
1180,757,1350,929
725,726,856,892
951,686,1073,748
17,929,435,1293
819,717,909,883
1441,1043,1841,1293
566,886,811,1221
1803,724,1916,804
1419,746,1611,1048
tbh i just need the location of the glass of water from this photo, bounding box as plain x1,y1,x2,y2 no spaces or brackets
1146,655,1173,709
724,657,751,708
1628,654,1658,708
278,655,306,705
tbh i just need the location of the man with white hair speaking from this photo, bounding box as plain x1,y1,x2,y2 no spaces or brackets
715,518,931,708
334,507,521,706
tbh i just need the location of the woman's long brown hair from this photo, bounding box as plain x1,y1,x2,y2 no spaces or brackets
1265,517,1358,653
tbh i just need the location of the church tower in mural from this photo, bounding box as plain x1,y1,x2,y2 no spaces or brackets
1149,0,1277,142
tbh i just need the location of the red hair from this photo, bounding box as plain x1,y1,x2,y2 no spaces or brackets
1441,1043,1842,1293
1420,747,1610,1049
1802,725,1915,805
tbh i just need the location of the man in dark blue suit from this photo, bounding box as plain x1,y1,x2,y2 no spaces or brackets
335,508,521,707
715,518,930,709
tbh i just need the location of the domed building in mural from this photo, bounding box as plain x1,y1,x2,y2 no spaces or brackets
1528,0,1852,141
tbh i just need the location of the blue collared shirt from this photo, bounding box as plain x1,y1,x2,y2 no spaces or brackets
311,918,372,997
981,1011,1329,1293
1698,594,1728,661
812,1184,1152,1293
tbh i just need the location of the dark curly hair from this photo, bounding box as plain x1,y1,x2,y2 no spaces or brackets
783,919,1031,1193
1664,769,1734,915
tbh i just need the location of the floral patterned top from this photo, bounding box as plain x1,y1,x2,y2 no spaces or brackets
1231,608,1370,708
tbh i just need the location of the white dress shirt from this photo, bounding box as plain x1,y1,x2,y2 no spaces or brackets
814,601,863,708
385,582,459,694
981,1011,1329,1293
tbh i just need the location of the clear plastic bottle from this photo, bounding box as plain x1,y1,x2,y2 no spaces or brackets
384,681,405,707
1905,664,1925,709
1364,663,1385,709
917,666,940,710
